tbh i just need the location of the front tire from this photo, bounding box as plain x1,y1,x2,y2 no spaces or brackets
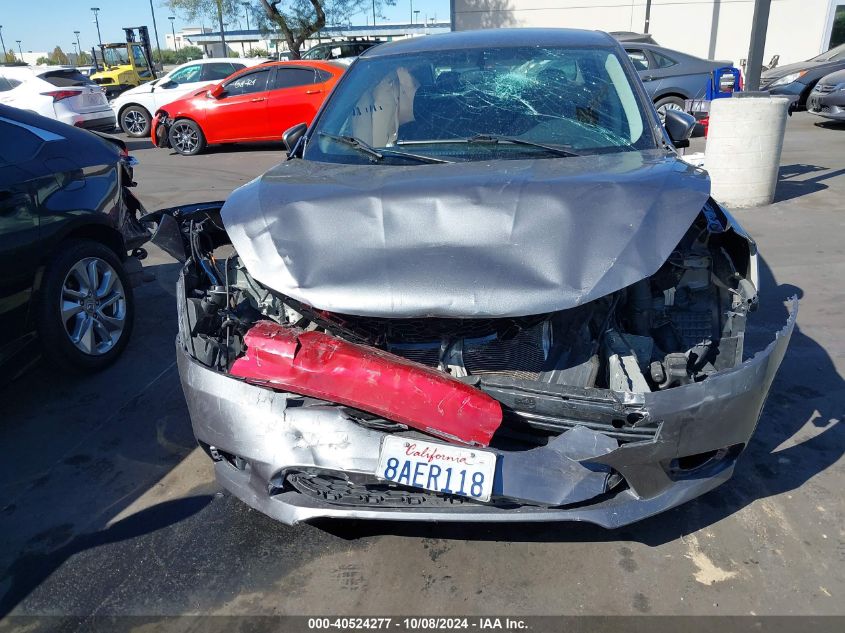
168,118,206,155
654,96,686,122
36,239,135,372
120,105,151,137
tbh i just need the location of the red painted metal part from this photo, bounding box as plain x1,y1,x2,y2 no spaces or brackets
229,321,503,447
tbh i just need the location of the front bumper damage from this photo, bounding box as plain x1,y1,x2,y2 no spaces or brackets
176,276,796,527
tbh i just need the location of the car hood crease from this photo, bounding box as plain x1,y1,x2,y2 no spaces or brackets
221,150,711,317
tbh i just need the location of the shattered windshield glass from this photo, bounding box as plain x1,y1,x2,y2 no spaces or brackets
305,45,656,164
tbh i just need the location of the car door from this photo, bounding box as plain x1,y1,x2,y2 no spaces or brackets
205,67,273,142
0,120,44,352
643,49,703,99
265,66,327,136
625,47,658,98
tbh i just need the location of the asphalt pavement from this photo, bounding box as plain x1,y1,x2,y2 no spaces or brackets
1,116,843,624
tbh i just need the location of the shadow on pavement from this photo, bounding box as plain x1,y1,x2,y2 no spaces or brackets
0,496,213,616
775,164,845,202
320,256,844,546
166,141,285,157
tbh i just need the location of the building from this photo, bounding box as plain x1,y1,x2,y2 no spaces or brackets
187,22,452,58
450,0,845,67
165,26,211,52
20,52,47,66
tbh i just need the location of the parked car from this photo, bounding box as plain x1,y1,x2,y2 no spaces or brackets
151,61,345,155
620,42,734,118
760,42,845,108
0,66,116,132
111,58,265,137
147,29,795,528
806,67,845,121
0,105,148,374
301,40,382,62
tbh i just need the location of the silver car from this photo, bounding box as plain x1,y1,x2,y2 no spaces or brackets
149,29,795,528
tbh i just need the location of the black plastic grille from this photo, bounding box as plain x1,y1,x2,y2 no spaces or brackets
285,471,517,508
463,326,547,380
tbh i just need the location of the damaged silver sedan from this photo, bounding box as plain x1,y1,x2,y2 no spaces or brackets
148,29,796,527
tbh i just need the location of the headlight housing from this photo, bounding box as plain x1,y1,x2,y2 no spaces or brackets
769,70,808,87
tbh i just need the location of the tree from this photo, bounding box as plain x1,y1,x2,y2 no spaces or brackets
50,46,69,65
167,0,392,60
257,0,391,59
77,50,92,65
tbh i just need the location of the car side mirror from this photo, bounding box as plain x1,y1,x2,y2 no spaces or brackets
160,80,177,89
663,109,696,149
283,122,308,154
209,84,225,99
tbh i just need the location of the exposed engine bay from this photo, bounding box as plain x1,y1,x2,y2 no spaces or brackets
166,201,758,451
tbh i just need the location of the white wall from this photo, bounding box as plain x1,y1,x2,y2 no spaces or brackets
452,0,833,66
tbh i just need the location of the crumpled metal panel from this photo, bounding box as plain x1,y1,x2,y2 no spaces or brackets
229,320,503,446
221,150,710,317
494,425,618,505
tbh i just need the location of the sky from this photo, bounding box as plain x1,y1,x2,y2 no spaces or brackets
0,0,451,55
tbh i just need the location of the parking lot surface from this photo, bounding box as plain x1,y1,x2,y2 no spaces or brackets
1,116,843,621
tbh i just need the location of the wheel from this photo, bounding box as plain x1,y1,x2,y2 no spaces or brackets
120,105,151,137
36,239,135,372
168,118,206,155
654,96,686,122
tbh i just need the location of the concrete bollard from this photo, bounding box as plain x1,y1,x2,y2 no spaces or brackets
704,96,790,208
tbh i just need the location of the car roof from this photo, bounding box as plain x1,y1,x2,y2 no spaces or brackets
360,28,616,58
0,65,73,78
231,59,346,74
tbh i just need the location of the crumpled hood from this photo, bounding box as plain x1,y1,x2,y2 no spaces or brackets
221,150,710,318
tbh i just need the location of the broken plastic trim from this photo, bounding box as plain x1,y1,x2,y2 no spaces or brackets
229,320,503,446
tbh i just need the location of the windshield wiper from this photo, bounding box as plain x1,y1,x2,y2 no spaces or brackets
465,134,580,157
319,132,451,164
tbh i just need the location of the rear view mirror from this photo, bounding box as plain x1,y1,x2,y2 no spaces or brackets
209,84,225,99
283,122,308,154
663,109,696,149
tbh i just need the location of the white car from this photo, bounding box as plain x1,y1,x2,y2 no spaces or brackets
111,58,265,137
0,66,116,132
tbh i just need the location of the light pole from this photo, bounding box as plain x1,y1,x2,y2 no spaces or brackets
372,0,377,27
16,40,23,60
169,17,179,52
74,30,82,54
413,10,420,26
72,41,78,64
410,0,413,24
0,25,7,62
91,8,103,48
148,0,163,64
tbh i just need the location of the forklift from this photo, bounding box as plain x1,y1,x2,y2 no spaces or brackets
90,26,158,100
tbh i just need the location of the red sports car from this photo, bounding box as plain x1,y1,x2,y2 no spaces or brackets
151,61,345,155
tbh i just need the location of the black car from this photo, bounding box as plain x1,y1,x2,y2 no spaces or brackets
807,68,845,120
300,40,381,61
0,105,149,376
761,42,845,108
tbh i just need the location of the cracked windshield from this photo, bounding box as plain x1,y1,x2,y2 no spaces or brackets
307,46,656,164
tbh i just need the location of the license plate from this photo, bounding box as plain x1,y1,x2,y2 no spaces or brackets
376,436,496,502
83,92,104,106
